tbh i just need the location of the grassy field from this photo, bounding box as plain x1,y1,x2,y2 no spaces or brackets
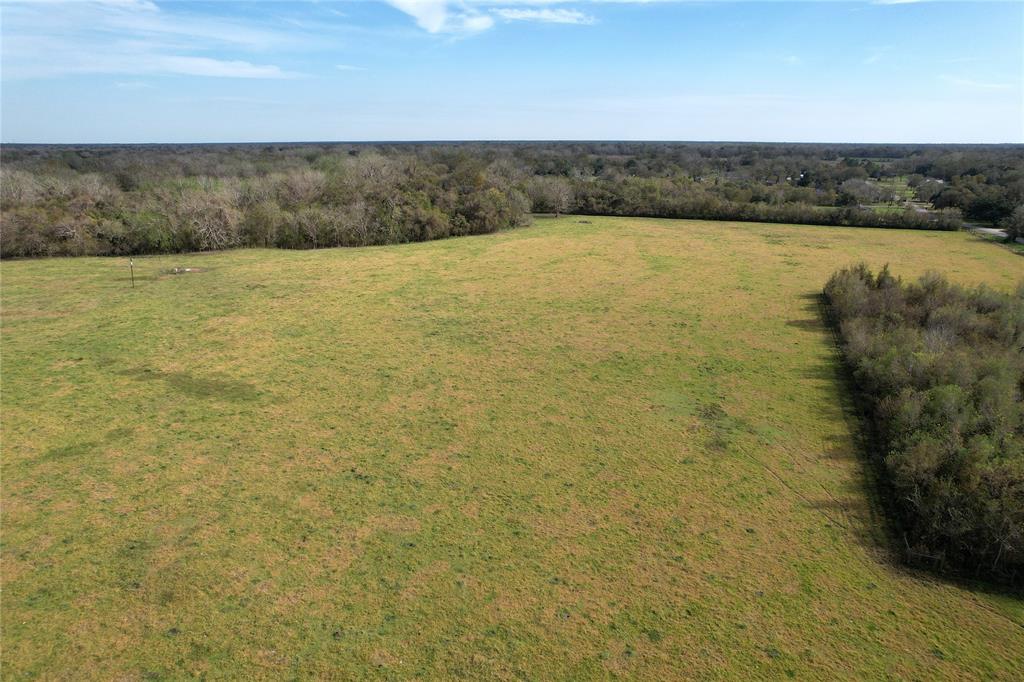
2,216,1022,679
974,230,1024,256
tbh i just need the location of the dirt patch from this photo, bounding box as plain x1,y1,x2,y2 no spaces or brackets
406,447,461,481
355,514,421,542
370,649,400,668
461,501,480,519
162,267,207,275
400,560,451,600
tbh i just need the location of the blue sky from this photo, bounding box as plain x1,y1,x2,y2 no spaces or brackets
1,1,1021,143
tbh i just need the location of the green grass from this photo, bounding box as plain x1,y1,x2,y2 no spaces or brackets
2,216,1022,679
873,176,917,201
972,231,1024,256
862,203,906,214
859,176,938,217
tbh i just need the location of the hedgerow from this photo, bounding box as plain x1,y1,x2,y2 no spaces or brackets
825,264,1024,582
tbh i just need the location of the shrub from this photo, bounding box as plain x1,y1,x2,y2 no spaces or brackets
825,265,1024,582
175,188,241,251
1002,205,1024,241
241,201,285,248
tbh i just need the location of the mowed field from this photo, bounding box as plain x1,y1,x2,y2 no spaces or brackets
2,216,1022,679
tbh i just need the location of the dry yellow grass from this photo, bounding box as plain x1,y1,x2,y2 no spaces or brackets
2,216,1022,679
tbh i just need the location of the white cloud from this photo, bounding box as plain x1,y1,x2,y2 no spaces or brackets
782,55,801,66
862,46,892,65
336,64,366,71
385,1,603,33
494,8,596,25
385,0,450,32
96,0,157,7
4,0,158,8
461,14,497,32
95,0,159,9
940,75,1014,91
383,0,493,34
156,56,291,79
1,0,303,79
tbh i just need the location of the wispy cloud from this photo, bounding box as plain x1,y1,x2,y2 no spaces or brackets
941,56,980,65
157,56,293,79
494,8,596,25
384,0,494,34
782,55,801,66
385,1,601,34
862,46,892,65
1,0,305,79
940,75,1014,91
163,95,284,106
336,64,366,71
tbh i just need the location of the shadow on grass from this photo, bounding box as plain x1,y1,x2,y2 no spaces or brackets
31,441,99,467
792,290,1022,599
117,367,262,402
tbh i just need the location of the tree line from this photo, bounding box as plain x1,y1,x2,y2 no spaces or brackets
825,265,1024,584
1,142,1020,257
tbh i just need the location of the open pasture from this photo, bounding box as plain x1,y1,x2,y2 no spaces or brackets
2,217,1022,679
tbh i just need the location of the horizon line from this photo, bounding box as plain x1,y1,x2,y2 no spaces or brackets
4,139,1023,147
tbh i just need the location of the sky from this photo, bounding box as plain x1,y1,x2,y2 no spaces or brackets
1,0,1021,144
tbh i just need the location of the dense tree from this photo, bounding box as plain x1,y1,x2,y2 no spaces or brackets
825,265,1024,583
1001,205,1024,241
839,178,887,205
3,142,1021,257
525,175,573,216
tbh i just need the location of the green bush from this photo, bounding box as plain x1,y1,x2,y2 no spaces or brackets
825,265,1024,582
